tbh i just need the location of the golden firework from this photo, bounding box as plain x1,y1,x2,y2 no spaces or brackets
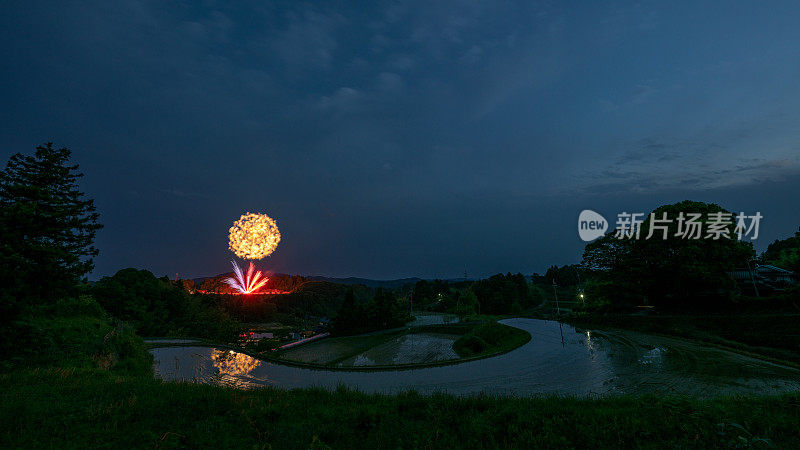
228,212,281,260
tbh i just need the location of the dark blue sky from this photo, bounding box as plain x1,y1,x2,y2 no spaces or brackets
2,1,799,280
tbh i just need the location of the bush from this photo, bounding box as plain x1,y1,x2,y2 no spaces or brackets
102,323,153,376
453,335,489,356
4,296,152,374
453,321,531,357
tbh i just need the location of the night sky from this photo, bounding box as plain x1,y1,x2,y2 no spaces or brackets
2,1,799,280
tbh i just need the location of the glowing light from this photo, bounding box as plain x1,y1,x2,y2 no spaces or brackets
211,349,260,377
225,260,269,294
229,212,281,260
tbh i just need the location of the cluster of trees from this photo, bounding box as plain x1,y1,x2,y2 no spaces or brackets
217,281,375,323
93,269,240,341
332,288,411,336
471,273,540,314
580,201,755,310
410,279,473,311
762,228,800,274
411,273,541,317
539,265,584,287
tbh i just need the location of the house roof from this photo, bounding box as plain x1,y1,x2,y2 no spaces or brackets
756,264,794,274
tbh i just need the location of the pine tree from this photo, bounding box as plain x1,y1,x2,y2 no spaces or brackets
0,143,102,306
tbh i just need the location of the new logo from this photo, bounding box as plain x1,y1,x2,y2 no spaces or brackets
578,210,608,242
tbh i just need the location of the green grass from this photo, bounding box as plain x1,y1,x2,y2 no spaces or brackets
6,297,152,376
2,368,799,448
453,321,531,358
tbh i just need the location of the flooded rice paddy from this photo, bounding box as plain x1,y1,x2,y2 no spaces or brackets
278,330,460,367
338,332,459,366
150,318,800,397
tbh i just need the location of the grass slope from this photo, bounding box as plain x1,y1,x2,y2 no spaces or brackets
2,369,799,448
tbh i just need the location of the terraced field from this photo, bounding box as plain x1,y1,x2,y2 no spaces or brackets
278,331,406,365
337,333,459,366
152,318,800,397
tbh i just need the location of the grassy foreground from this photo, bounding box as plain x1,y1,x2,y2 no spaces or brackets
3,303,799,448
2,369,799,449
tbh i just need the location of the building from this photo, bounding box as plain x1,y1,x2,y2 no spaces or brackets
729,263,797,295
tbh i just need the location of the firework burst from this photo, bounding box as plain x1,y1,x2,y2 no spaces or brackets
229,213,281,260
224,260,269,294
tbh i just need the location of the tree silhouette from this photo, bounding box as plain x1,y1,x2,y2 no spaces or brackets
0,143,102,306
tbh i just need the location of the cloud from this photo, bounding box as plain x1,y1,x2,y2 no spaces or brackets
317,87,364,112
575,137,800,195
375,72,404,93
268,7,344,71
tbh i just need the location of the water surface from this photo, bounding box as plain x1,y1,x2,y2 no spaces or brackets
151,318,800,396
338,333,459,367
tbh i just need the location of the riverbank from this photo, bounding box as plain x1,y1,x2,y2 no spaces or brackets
562,313,800,369
3,367,799,448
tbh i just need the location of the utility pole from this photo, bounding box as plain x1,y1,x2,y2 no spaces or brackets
746,259,760,297
552,280,560,316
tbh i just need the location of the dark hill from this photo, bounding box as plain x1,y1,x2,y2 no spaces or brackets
307,276,422,289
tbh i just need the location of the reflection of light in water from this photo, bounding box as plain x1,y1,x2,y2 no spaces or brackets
211,349,260,377
585,331,596,353
352,354,375,366
639,347,665,365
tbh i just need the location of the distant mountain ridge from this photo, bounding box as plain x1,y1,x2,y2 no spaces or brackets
306,276,423,289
